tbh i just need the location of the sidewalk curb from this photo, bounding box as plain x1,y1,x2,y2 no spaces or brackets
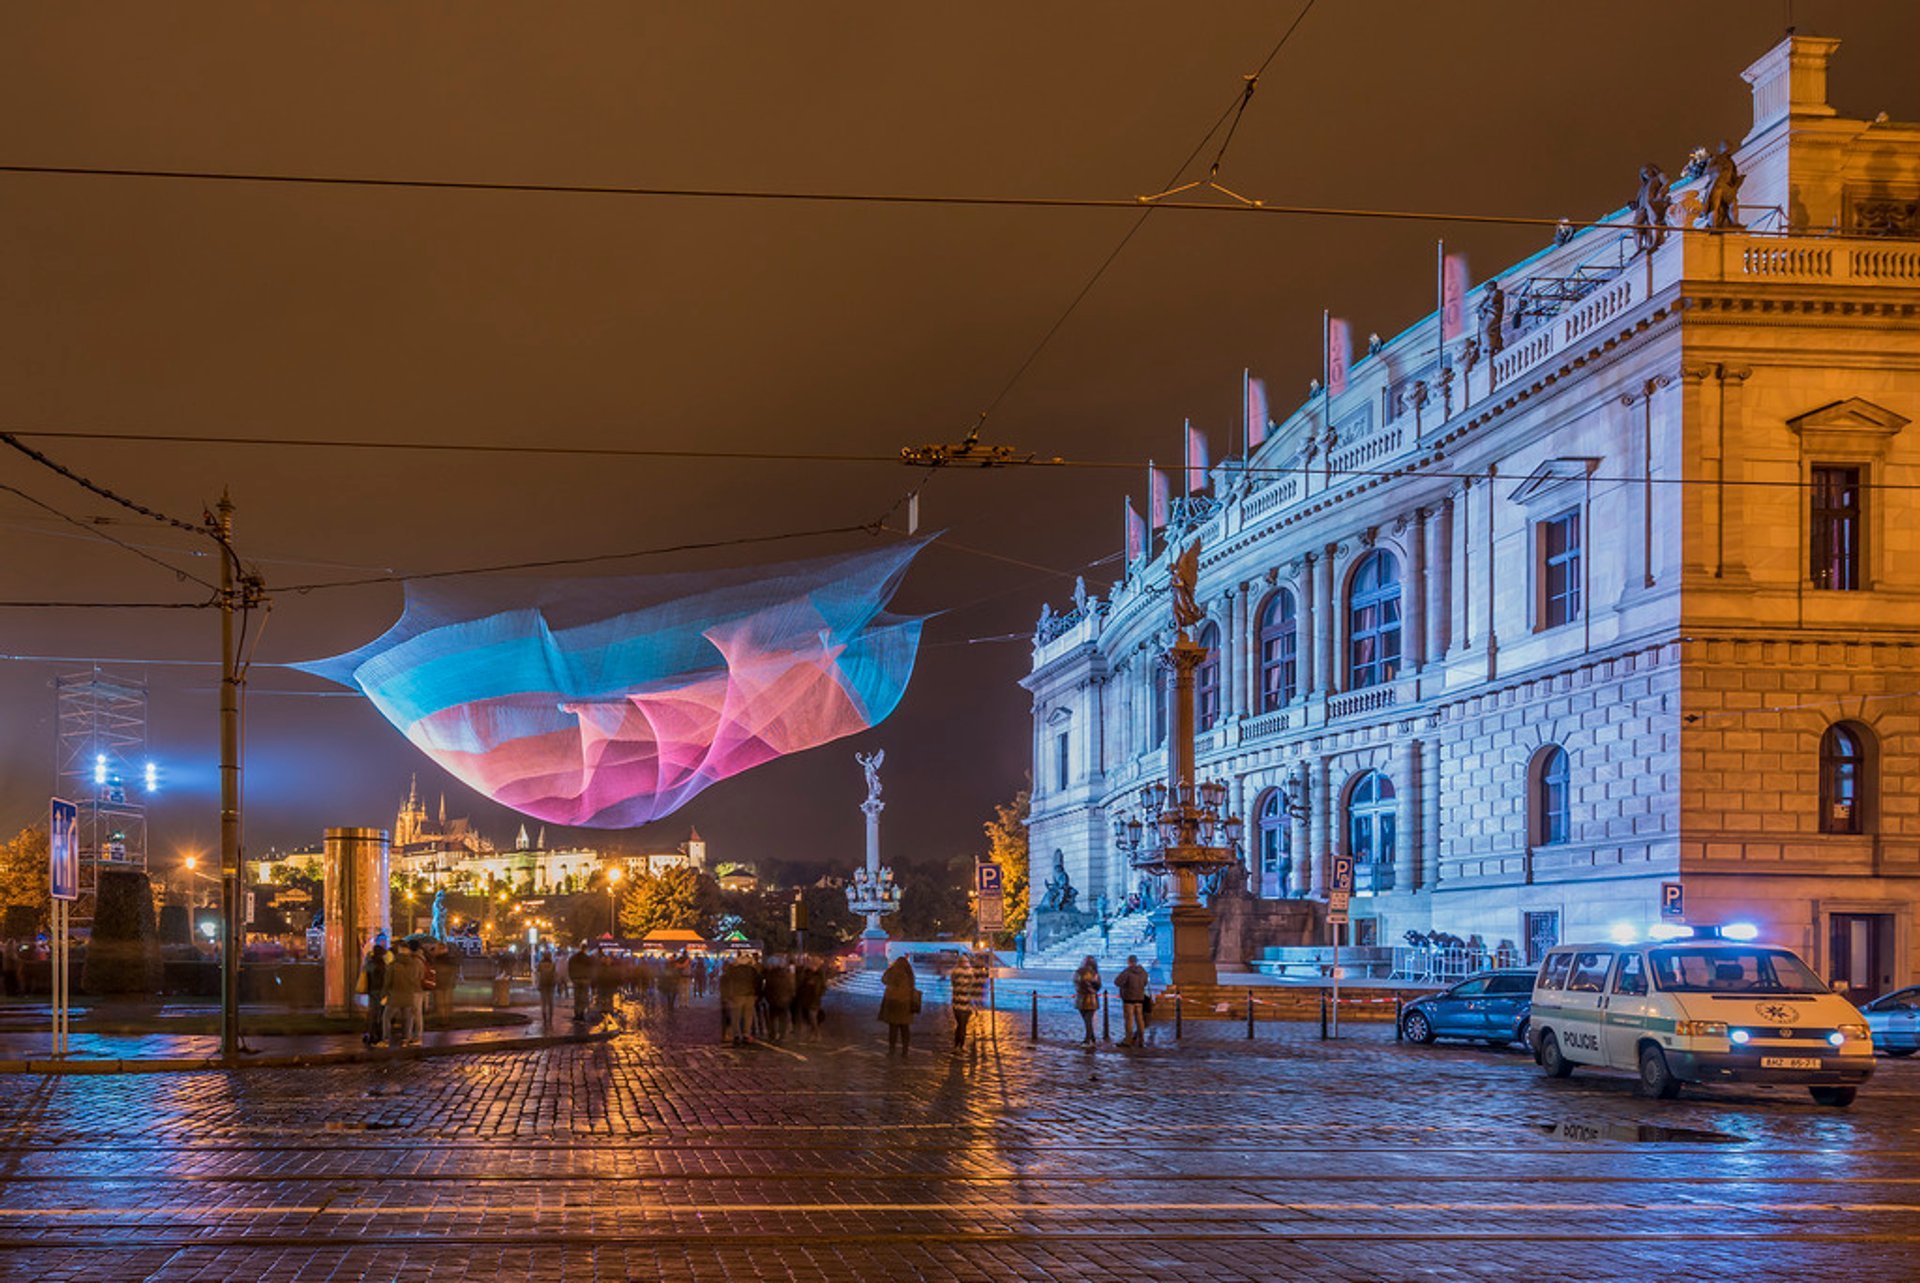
0,1029,617,1075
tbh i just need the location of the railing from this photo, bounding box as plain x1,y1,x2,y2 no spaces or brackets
1388,944,1523,982
1327,685,1395,720
1241,706,1293,741
1694,232,1920,285
1242,475,1299,522
1561,271,1637,344
1740,244,1834,277
1327,426,1404,475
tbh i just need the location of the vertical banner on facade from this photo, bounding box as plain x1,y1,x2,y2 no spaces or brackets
1184,420,1209,494
1149,466,1171,529
1326,317,1351,397
1440,250,1470,341
1124,496,1146,566
1245,371,1269,453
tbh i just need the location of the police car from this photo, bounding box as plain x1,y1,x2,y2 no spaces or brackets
1529,925,1875,1106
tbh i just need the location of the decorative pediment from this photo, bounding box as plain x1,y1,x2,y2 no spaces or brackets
1507,457,1600,508
1045,705,1074,726
1787,398,1909,442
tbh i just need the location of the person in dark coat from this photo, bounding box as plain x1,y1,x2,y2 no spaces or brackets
1073,956,1102,1046
878,955,919,1056
360,932,392,1045
566,945,596,1021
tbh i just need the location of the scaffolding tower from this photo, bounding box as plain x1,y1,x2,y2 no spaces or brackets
54,668,150,919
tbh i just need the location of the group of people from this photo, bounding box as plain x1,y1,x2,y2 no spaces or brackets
876,951,994,1057
1073,953,1154,1046
358,932,461,1046
718,953,830,1046
536,945,699,1025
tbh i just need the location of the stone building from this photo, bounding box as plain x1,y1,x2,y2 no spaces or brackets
1023,35,1919,996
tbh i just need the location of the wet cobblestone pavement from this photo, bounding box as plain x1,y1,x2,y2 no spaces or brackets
3,990,1916,1281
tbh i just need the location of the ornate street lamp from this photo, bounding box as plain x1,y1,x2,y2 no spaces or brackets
1108,539,1245,987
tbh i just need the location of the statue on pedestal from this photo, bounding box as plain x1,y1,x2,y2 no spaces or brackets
430,888,448,940
1632,163,1671,253
856,749,885,804
1700,140,1745,231
1038,850,1078,913
1171,542,1204,631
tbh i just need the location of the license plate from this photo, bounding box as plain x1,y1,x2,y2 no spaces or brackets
1760,1056,1820,1070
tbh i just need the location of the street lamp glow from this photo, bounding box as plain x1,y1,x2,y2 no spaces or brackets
144,761,159,793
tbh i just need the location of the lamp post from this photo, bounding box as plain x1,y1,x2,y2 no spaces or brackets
605,866,623,939
1109,539,1245,989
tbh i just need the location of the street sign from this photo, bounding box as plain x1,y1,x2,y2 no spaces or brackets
49,798,78,902
1328,909,1349,926
1660,881,1685,919
976,892,1005,933
1329,889,1351,913
975,863,1003,896
1332,856,1354,894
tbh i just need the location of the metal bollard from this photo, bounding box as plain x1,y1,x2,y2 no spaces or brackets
1319,991,1328,1041
1395,995,1404,1042
1247,989,1256,1040
1102,991,1111,1042
1029,990,1039,1042
1174,992,1183,1041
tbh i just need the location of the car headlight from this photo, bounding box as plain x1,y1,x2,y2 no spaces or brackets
1836,1023,1869,1044
1675,1020,1728,1037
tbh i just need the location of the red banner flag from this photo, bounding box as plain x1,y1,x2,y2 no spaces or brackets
1125,496,1146,565
1245,372,1269,452
1441,253,1469,341
1184,420,1209,494
1326,317,1351,397
1150,467,1170,529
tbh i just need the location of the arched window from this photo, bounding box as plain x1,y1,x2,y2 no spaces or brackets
1346,770,1396,892
1258,590,1299,711
1532,745,1571,847
1820,723,1868,835
1257,788,1291,885
1195,623,1222,731
1347,550,1402,690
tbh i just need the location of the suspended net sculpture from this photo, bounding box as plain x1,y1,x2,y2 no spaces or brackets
295,540,926,828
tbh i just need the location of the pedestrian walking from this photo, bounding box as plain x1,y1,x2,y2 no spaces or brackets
1099,916,1112,956
1115,954,1151,1046
878,954,920,1056
1013,930,1027,969
662,954,689,1014
1073,955,1102,1045
762,956,795,1043
720,952,760,1045
535,947,558,1027
950,952,986,1052
360,932,392,1045
567,944,596,1021
594,948,623,1017
383,940,427,1046
793,955,826,1040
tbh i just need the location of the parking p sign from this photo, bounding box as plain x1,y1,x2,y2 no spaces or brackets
1332,856,1354,894
1660,881,1684,920
976,863,1003,896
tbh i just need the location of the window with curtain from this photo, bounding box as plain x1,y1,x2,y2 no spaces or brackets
1347,551,1402,691
1259,590,1298,711
1346,770,1397,892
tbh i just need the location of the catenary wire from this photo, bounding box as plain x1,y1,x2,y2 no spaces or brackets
0,483,218,590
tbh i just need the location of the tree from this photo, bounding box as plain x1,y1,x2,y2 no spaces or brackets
0,827,49,932
82,866,162,994
617,866,723,939
883,852,975,940
984,789,1031,939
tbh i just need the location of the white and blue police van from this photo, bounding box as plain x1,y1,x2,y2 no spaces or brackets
1529,925,1875,1107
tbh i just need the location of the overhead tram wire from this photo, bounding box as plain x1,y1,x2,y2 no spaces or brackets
0,482,218,591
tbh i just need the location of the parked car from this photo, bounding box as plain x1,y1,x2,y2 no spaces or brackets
1399,968,1536,1046
1862,986,1920,1057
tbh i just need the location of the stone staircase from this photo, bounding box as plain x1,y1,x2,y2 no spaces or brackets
1021,912,1157,971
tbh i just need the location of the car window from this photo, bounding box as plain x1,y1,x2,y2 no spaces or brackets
1449,979,1489,997
1538,953,1573,992
1487,974,1534,996
1865,988,1919,1012
1612,953,1647,996
1648,947,1826,994
1566,951,1613,993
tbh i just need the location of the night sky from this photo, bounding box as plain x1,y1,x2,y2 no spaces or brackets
3,3,1916,880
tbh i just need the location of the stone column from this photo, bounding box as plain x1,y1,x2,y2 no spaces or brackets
860,796,887,966
1427,501,1452,663
1229,773,1250,898
1450,482,1473,655
1393,738,1419,895
1406,508,1428,672
1309,756,1330,898
1317,546,1338,696
1420,737,1442,889
1223,587,1244,721
1719,368,1752,580
1288,768,1311,897
1300,554,1318,697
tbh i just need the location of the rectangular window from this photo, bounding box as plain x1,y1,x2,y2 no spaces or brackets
1810,464,1862,590
1612,953,1647,996
1566,951,1613,994
1538,509,1582,629
1537,951,1574,992
1054,731,1070,793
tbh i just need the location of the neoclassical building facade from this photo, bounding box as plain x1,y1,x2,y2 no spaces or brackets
1023,36,1919,993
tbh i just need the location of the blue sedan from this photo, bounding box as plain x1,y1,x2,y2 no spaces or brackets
1400,969,1536,1047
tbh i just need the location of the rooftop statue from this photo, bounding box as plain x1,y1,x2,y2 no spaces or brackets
1477,280,1507,359
1700,140,1745,231
1171,541,1205,631
1633,163,1671,252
